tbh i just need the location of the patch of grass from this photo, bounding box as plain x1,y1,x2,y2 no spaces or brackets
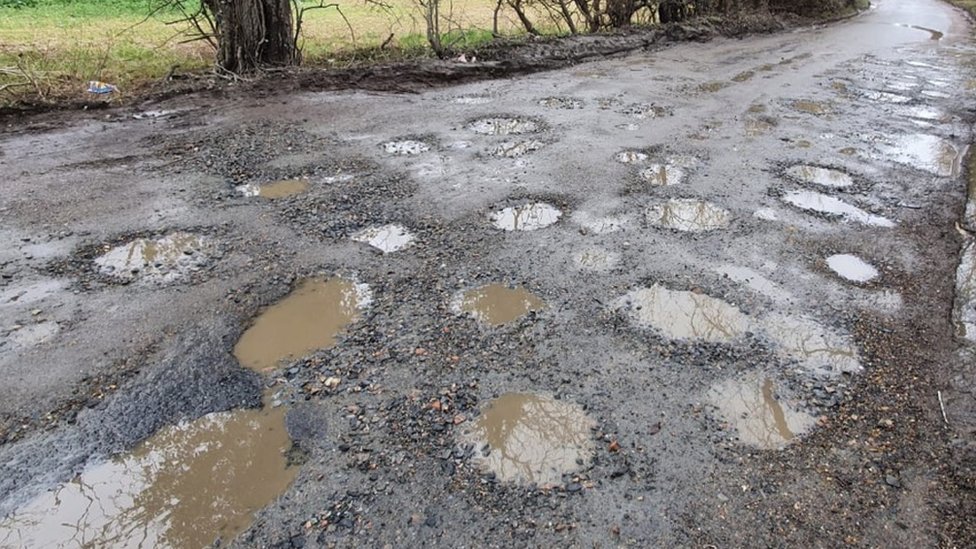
945,0,976,18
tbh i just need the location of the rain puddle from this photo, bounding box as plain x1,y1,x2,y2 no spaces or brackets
469,117,541,135
490,203,562,231
351,224,415,253
713,265,791,302
0,403,295,549
94,232,212,283
859,90,911,104
954,241,976,341
539,97,583,109
761,313,861,375
785,165,854,188
792,100,831,115
616,284,750,343
573,248,620,272
781,191,895,227
708,374,817,450
233,277,371,371
903,106,946,121
645,199,731,232
639,164,686,186
237,178,309,198
614,150,649,164
382,140,431,155
877,134,960,177
454,285,546,326
488,140,544,158
826,254,878,283
460,393,594,485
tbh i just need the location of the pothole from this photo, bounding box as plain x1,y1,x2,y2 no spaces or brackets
539,97,583,109
708,373,817,450
826,254,879,282
488,140,544,158
233,277,371,371
785,165,854,188
490,203,562,231
645,199,731,232
382,140,431,155
761,313,861,376
459,393,594,485
876,133,960,177
573,248,620,272
453,284,546,326
351,224,415,253
614,150,649,164
792,100,831,115
572,211,632,234
94,232,213,284
615,284,750,343
639,164,686,186
0,402,296,549
236,178,309,198
781,191,895,227
469,117,541,135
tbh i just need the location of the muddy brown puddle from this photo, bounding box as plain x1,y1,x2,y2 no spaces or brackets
617,284,750,343
455,285,546,326
460,393,594,485
0,401,295,549
708,374,817,450
234,277,370,371
237,179,309,198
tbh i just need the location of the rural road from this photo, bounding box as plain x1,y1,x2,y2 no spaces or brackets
1,0,976,546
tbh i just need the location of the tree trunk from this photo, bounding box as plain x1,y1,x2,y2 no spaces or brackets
203,0,296,73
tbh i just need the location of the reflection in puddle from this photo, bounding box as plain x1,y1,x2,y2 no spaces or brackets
490,203,562,231
0,404,295,549
826,254,878,282
455,284,546,326
955,241,976,341
639,164,685,186
761,313,861,375
539,97,583,109
383,140,431,155
785,165,854,188
792,100,831,115
574,248,620,272
351,224,415,253
616,284,750,343
234,277,371,371
237,178,310,198
469,117,540,135
708,374,816,450
95,232,212,283
877,133,960,177
646,199,731,232
782,190,894,227
461,393,594,485
488,140,544,158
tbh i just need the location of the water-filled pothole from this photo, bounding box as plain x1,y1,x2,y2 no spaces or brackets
826,254,878,282
616,284,750,343
761,313,861,376
351,224,415,253
469,117,541,135
94,232,213,283
785,165,854,188
645,199,731,232
614,150,649,164
382,140,431,155
859,90,912,104
237,178,309,198
708,374,817,449
639,164,686,186
490,203,562,231
234,277,371,371
0,403,295,549
877,133,960,177
460,393,594,485
454,285,546,326
781,191,894,227
488,140,544,158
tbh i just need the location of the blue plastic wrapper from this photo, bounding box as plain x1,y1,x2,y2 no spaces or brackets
87,81,118,94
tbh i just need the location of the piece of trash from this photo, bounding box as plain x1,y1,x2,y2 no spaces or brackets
88,81,118,94
456,54,467,63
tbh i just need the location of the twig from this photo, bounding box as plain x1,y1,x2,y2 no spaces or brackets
938,390,949,427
